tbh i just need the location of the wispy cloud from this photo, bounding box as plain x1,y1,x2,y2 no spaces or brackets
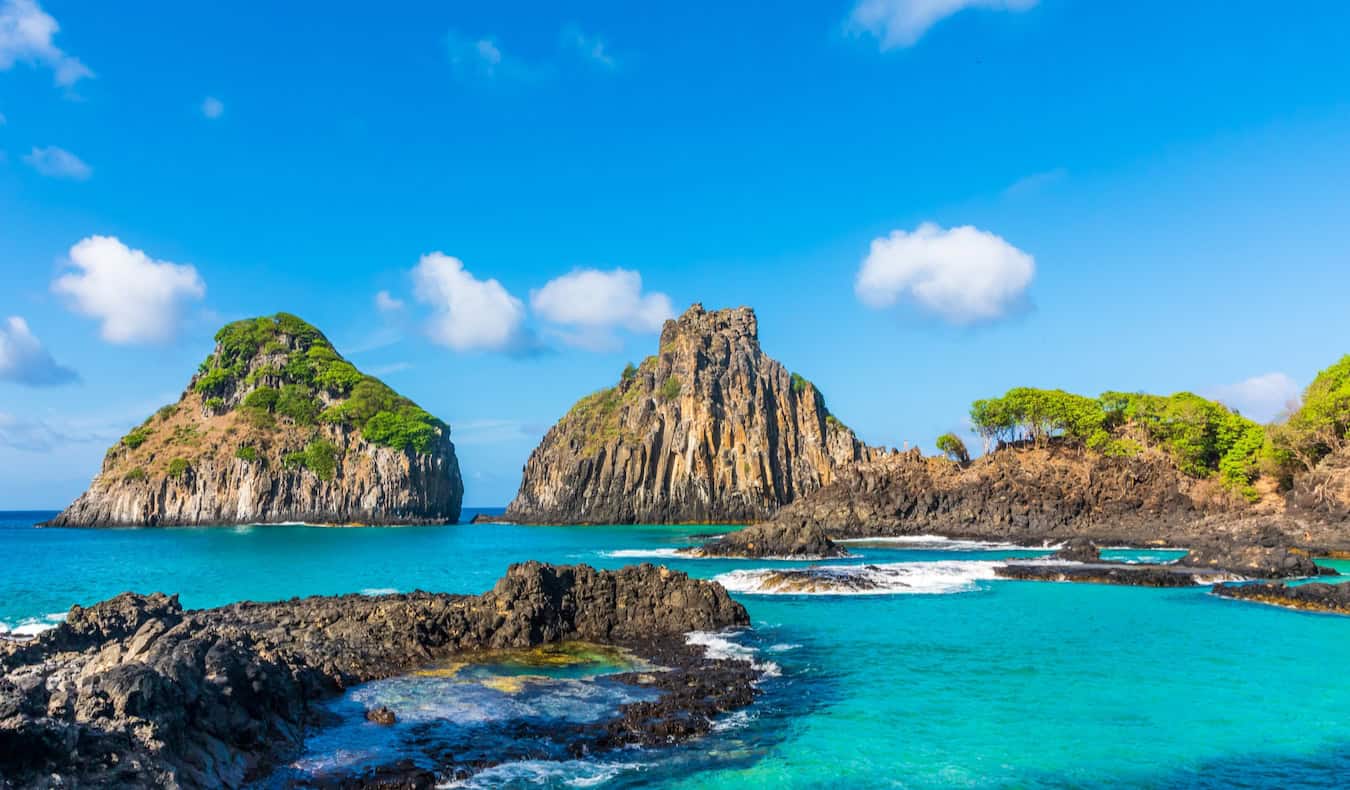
367,362,412,377
24,145,90,179
1003,167,1066,198
0,412,115,452
0,0,93,87
451,418,542,445
200,96,224,119
1209,372,1302,423
446,31,548,82
848,0,1037,50
561,24,616,69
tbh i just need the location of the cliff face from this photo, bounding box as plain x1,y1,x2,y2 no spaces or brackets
48,313,462,526
504,303,878,524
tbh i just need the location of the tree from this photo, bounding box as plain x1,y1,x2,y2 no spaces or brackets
936,432,970,464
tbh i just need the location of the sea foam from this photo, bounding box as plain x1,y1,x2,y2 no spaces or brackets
835,535,1027,551
713,560,1002,596
686,630,781,677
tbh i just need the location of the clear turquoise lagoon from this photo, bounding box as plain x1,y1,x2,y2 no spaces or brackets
3,510,1347,788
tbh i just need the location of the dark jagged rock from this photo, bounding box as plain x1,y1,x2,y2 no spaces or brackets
0,563,750,788
1211,581,1350,615
1180,525,1328,579
364,706,396,725
994,562,1244,587
502,303,880,525
689,522,848,559
47,313,462,526
1052,537,1101,563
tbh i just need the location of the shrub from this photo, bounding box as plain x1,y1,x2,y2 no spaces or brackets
204,396,226,412
123,467,147,482
363,408,439,454
122,428,152,450
621,362,638,382
276,384,320,425
156,404,178,421
242,387,280,411
282,440,339,480
235,445,259,463
659,376,682,402
1270,354,1350,473
936,432,970,463
167,458,190,479
193,365,235,396
791,373,808,394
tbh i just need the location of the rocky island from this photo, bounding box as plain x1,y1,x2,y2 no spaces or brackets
498,303,880,524
46,313,463,526
0,562,754,787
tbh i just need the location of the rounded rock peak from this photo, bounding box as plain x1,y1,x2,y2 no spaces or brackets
661,302,759,347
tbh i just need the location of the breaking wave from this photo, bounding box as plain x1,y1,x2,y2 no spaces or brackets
835,535,1028,551
713,560,1002,596
686,630,781,677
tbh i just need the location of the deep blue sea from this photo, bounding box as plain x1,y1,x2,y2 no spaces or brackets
3,510,1349,788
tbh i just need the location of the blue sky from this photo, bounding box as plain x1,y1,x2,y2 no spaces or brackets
2,0,1349,508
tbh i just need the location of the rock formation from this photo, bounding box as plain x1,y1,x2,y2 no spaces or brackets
502,303,879,524
994,562,1245,587
0,562,752,788
47,313,463,526
1211,580,1350,615
689,522,848,559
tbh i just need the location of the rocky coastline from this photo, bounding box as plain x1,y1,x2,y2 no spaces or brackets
1210,580,1350,615
0,563,753,788
685,522,848,560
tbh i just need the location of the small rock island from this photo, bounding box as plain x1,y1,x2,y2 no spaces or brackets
47,313,463,526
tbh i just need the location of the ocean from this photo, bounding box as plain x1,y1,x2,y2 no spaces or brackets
3,510,1348,788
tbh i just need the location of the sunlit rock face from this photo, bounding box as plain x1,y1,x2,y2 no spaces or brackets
504,303,879,525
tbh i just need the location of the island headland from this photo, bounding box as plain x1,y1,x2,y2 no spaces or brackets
0,562,753,788
496,303,879,525
46,313,463,527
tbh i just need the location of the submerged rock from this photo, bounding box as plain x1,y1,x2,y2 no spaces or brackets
1211,581,1350,615
690,522,848,559
46,313,463,526
364,705,397,725
501,303,880,524
0,562,750,788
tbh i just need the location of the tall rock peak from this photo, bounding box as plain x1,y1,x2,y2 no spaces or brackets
503,303,879,524
48,313,463,526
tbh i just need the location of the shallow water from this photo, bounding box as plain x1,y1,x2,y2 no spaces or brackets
3,510,1348,788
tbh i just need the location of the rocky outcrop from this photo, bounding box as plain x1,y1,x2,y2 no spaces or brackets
47,313,463,526
0,562,751,788
1288,445,1350,523
994,562,1244,587
689,522,848,559
502,303,879,524
1211,580,1350,615
1052,537,1101,563
1179,526,1329,579
764,443,1247,546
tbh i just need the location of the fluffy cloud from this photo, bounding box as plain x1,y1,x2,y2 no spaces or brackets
374,290,404,313
530,268,673,351
24,145,90,179
1210,373,1301,423
848,0,1037,49
0,0,92,86
855,222,1034,325
412,252,530,352
52,236,206,344
0,316,76,386
201,96,224,119
561,24,616,68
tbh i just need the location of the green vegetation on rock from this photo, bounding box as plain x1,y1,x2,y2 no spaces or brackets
936,432,970,463
970,387,1264,499
123,468,146,482
189,313,445,454
659,376,682,402
121,428,151,450
283,440,338,480
235,445,259,463
1268,355,1350,475
791,372,809,394
167,458,190,479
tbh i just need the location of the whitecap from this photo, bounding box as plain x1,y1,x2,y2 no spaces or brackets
711,708,756,731
766,643,801,653
359,588,400,596
437,758,643,788
601,548,685,559
713,560,1002,596
685,630,780,677
835,535,1025,551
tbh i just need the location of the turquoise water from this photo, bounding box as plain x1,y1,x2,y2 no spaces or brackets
3,511,1348,787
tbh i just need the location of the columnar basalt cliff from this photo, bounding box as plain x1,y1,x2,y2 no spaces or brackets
47,313,463,526
502,303,879,524
0,563,752,787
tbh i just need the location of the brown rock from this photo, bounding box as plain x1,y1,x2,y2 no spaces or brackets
503,303,880,524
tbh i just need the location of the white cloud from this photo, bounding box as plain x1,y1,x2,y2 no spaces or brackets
446,31,544,81
848,0,1037,49
0,316,76,386
24,145,89,179
0,411,116,451
561,24,616,68
201,96,224,119
1003,167,1066,197
855,222,1034,325
52,236,207,344
1210,372,1301,423
0,0,92,86
530,268,673,351
374,290,404,313
412,252,530,352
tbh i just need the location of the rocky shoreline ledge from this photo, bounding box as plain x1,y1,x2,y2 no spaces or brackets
1211,581,1350,615
0,563,753,788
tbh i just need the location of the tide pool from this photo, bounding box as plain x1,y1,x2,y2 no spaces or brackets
2,511,1347,788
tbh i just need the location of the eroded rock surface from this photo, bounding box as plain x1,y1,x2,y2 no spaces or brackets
1211,581,1350,615
0,563,749,788
689,522,848,559
502,303,879,524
